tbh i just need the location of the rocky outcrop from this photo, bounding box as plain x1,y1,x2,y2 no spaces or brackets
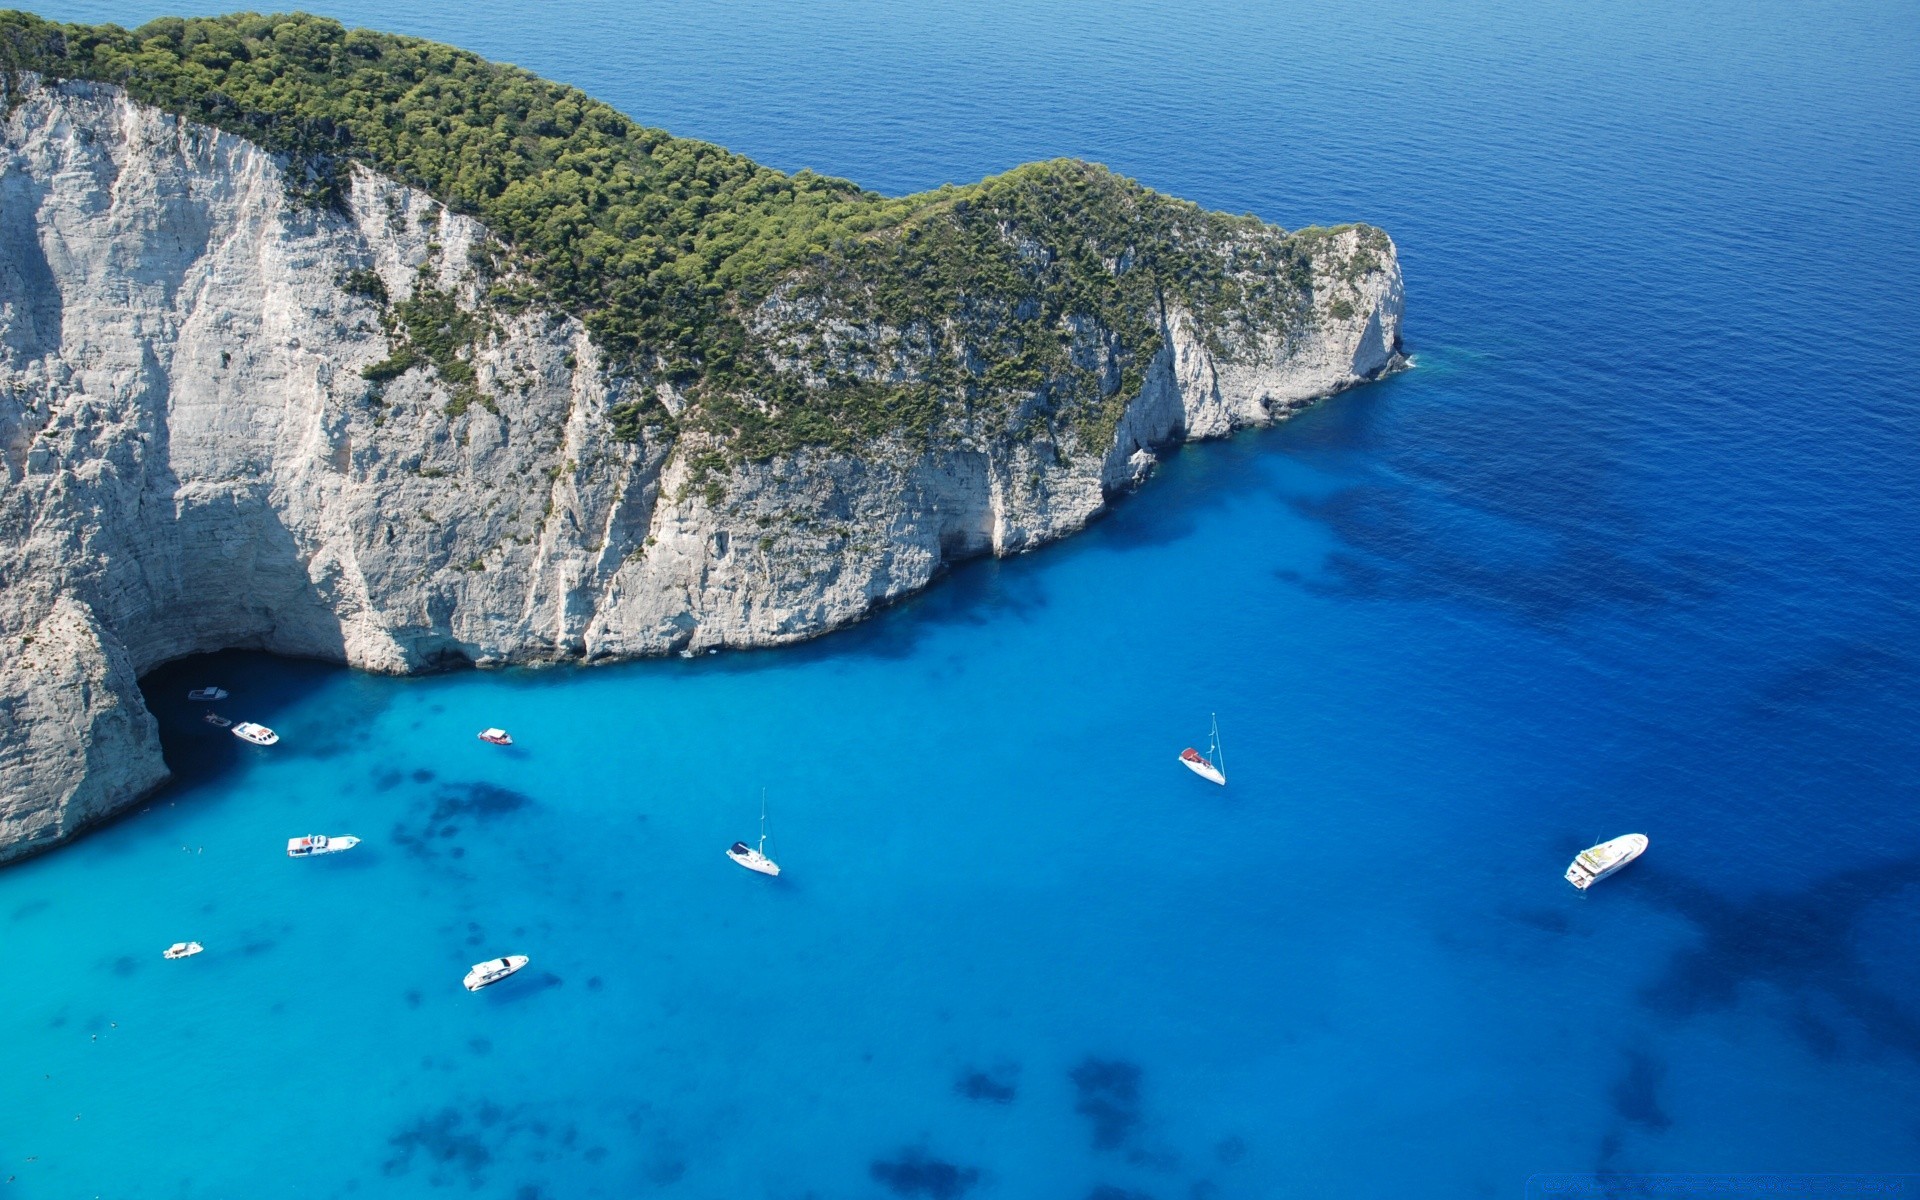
0,79,1403,862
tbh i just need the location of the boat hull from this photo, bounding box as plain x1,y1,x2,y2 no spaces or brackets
464,954,530,991
1565,833,1649,889
1179,754,1226,786
726,848,780,876
288,835,360,857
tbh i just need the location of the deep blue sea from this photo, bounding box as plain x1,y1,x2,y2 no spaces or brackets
7,1,1920,1195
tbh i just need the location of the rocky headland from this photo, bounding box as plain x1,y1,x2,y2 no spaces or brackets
0,14,1402,862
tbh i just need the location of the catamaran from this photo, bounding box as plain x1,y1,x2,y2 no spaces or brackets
1565,834,1649,890
727,794,781,876
163,941,203,960
232,722,279,746
464,955,529,991
286,834,360,857
1179,714,1226,786
188,687,228,702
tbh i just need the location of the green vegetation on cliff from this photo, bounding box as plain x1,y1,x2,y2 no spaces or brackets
0,11,1382,464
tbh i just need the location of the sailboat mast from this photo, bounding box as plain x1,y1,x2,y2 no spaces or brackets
1212,712,1224,773
759,789,768,854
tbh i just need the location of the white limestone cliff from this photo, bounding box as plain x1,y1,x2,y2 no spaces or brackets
0,78,1404,862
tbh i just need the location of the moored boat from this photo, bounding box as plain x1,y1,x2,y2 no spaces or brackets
463,954,529,991
232,722,279,746
203,711,232,728
1179,713,1227,786
1565,833,1649,889
287,834,360,857
188,687,228,702
478,728,513,746
163,941,203,959
726,792,781,876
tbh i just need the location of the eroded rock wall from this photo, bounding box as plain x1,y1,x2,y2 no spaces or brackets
0,79,1403,861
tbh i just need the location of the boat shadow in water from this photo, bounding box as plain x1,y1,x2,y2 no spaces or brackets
483,970,563,1003
139,649,376,779
1634,852,1920,1063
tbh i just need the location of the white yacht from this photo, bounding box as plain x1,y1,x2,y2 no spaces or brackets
188,687,228,702
726,793,781,877
1179,713,1227,786
464,955,529,991
232,722,279,746
1565,833,1649,889
477,727,513,746
286,834,360,857
163,941,204,960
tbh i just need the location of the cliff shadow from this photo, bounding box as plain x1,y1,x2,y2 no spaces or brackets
1081,382,1402,558
138,649,366,792
673,386,1413,669
0,157,63,365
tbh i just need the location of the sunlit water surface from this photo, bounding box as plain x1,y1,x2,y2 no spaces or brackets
6,0,1920,1195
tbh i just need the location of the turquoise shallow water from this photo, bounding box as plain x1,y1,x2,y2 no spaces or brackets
7,0,1920,1195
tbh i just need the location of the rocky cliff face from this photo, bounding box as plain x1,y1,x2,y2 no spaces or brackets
0,79,1404,862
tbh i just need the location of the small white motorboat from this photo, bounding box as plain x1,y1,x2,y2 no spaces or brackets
477,728,513,746
232,722,279,746
286,834,360,857
163,941,204,960
188,687,228,702
726,792,781,877
1179,713,1227,786
1565,834,1649,890
463,955,530,991
203,711,232,728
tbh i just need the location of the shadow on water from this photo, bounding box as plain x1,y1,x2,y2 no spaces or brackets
646,382,1409,669
139,649,374,788
1636,852,1920,1062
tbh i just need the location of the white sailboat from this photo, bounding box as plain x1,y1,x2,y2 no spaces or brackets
1179,713,1226,786
726,793,781,877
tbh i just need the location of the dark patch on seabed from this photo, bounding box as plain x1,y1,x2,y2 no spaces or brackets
430,781,533,821
1609,1050,1671,1131
1277,480,1716,629
392,780,535,860
954,1063,1018,1103
382,1100,588,1189
869,1148,982,1199
384,1107,492,1180
1636,852,1920,1062
1071,1057,1145,1151
1743,633,1918,722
